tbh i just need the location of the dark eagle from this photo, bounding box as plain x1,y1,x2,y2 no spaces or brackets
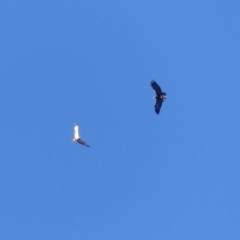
150,80,167,114
72,123,90,147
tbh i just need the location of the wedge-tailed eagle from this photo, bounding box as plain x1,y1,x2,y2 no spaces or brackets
150,80,167,114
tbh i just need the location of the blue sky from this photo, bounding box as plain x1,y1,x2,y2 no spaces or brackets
1,0,240,239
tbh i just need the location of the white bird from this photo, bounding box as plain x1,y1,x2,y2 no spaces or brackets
72,123,90,147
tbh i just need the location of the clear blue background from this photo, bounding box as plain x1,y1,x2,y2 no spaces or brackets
1,1,240,239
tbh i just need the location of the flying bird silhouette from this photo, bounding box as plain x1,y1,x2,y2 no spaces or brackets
72,123,90,147
150,80,167,114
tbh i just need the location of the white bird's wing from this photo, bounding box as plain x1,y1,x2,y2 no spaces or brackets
73,124,80,139
77,138,90,147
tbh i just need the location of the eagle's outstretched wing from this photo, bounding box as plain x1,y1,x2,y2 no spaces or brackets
151,80,162,96
77,138,90,147
154,99,163,114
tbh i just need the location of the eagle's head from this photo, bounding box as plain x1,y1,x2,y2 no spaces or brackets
162,92,167,101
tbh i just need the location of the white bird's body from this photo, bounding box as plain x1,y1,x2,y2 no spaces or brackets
72,123,90,147
73,124,80,140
